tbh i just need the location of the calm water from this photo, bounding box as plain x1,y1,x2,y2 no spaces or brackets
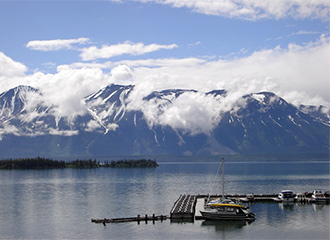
0,161,329,239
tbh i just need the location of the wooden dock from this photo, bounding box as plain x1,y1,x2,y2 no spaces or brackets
194,197,205,220
92,193,329,224
91,214,169,225
170,194,330,221
170,194,196,220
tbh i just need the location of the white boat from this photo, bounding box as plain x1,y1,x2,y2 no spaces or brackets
202,158,255,221
278,190,294,202
240,194,255,202
294,192,307,202
200,203,255,221
312,190,326,202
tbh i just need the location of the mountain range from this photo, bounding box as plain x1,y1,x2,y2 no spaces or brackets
0,84,329,159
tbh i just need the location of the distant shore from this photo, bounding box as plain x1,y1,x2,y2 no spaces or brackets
0,157,159,169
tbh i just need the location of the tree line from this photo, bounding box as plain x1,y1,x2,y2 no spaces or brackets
103,159,159,168
0,157,158,169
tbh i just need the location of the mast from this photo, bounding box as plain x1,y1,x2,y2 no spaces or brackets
222,157,225,200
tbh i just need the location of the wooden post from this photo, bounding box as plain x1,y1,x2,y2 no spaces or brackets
222,158,225,200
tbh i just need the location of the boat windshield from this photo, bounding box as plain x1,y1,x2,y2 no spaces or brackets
218,207,225,212
227,207,235,212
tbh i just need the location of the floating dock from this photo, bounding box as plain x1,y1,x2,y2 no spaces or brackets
170,193,330,221
91,214,169,225
170,194,196,219
92,193,329,224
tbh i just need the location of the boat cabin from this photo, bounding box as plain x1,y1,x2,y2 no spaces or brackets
312,190,326,202
278,190,294,201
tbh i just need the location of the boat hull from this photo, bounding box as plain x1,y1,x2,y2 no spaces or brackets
312,197,327,202
200,210,254,221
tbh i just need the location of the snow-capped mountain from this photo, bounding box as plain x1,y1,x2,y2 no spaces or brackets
0,85,38,121
0,85,84,138
214,92,329,154
0,84,329,158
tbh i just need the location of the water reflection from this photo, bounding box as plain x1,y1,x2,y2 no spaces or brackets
277,202,329,212
312,202,327,212
201,220,248,233
278,202,295,211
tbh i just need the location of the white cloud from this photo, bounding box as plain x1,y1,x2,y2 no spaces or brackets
0,52,30,95
291,30,321,35
80,41,178,61
281,91,327,108
117,57,206,68
145,91,223,135
135,0,330,20
110,64,133,83
0,52,27,77
126,85,257,135
0,55,112,120
48,128,79,136
26,38,90,51
0,123,20,140
124,36,330,134
85,120,103,132
123,35,330,108
0,36,329,137
36,66,112,118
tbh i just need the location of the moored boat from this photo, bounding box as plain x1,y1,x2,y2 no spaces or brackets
200,203,255,221
202,158,255,221
277,190,294,202
294,192,307,202
240,194,255,202
312,190,326,202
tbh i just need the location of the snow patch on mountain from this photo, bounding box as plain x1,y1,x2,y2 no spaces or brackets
299,105,330,126
251,93,266,104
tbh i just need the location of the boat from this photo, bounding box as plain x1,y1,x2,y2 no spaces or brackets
325,191,330,198
240,194,255,203
277,190,294,202
200,203,255,221
201,158,256,221
311,190,326,202
294,192,307,202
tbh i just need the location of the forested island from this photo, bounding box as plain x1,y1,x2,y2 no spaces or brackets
0,157,159,169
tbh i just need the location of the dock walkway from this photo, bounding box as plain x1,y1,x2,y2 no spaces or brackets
194,198,205,220
91,214,169,225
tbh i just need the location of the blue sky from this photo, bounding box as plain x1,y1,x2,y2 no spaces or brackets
0,0,329,114
1,1,327,65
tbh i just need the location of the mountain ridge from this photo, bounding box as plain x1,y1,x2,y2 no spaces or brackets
0,84,329,158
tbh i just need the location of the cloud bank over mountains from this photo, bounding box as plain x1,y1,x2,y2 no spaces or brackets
1,84,329,157
0,35,329,125
0,0,329,128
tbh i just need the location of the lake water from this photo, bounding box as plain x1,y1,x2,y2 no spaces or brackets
0,161,329,239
